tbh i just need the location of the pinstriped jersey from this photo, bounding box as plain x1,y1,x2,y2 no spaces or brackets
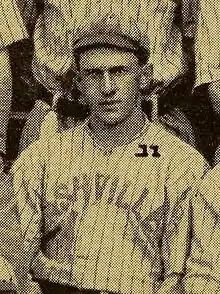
0,0,28,48
0,172,31,294
12,118,208,294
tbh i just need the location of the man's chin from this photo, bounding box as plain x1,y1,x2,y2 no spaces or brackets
99,113,126,127
103,118,124,127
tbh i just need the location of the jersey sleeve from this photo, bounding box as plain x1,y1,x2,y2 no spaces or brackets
0,173,30,293
163,147,209,278
0,0,28,48
32,3,73,93
10,140,45,277
184,165,220,293
147,0,186,85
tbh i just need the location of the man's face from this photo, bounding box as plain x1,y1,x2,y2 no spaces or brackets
77,47,143,125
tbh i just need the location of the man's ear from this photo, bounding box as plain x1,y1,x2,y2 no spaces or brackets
75,70,83,92
75,71,87,105
140,63,153,92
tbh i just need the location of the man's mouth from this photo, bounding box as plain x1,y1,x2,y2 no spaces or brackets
99,100,121,107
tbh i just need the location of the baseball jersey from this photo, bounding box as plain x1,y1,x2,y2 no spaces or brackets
184,163,220,294
11,115,208,294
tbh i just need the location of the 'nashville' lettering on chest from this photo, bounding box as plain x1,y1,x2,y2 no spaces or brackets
55,173,148,217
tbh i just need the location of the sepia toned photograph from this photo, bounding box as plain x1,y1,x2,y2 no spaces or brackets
0,0,220,293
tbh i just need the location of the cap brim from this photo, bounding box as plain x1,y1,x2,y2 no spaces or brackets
73,33,137,51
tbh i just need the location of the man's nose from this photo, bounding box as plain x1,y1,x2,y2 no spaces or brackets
101,72,116,95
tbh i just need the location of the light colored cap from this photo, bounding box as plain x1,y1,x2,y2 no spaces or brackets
73,13,149,53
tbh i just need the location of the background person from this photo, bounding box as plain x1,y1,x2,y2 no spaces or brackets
0,0,30,171
192,0,220,165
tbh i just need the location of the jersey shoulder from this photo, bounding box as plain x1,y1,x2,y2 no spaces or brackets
198,164,220,215
147,122,205,162
200,163,220,195
145,122,209,182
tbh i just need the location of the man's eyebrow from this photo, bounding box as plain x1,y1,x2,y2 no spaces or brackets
82,67,102,73
109,65,128,73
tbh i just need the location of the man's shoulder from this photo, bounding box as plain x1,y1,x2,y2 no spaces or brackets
146,121,205,163
144,121,209,182
200,163,220,192
144,123,209,191
11,124,85,178
198,164,220,215
57,122,85,141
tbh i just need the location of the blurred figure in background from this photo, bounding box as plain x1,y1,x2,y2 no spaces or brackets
18,0,77,153
0,1,41,293
193,0,220,165
0,0,30,172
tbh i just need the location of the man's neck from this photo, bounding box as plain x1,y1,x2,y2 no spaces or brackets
88,107,146,150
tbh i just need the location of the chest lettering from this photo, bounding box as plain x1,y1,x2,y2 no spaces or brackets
55,173,148,214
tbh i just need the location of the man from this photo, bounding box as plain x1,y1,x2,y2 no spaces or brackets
187,1,220,270
181,1,220,276
0,1,37,293
9,11,212,294
193,0,220,164
12,10,216,293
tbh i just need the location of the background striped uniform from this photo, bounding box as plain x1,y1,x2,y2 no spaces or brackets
0,0,29,48
2,1,220,100
25,0,220,91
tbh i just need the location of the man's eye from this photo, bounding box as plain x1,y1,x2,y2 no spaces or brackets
86,69,101,77
111,67,128,75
